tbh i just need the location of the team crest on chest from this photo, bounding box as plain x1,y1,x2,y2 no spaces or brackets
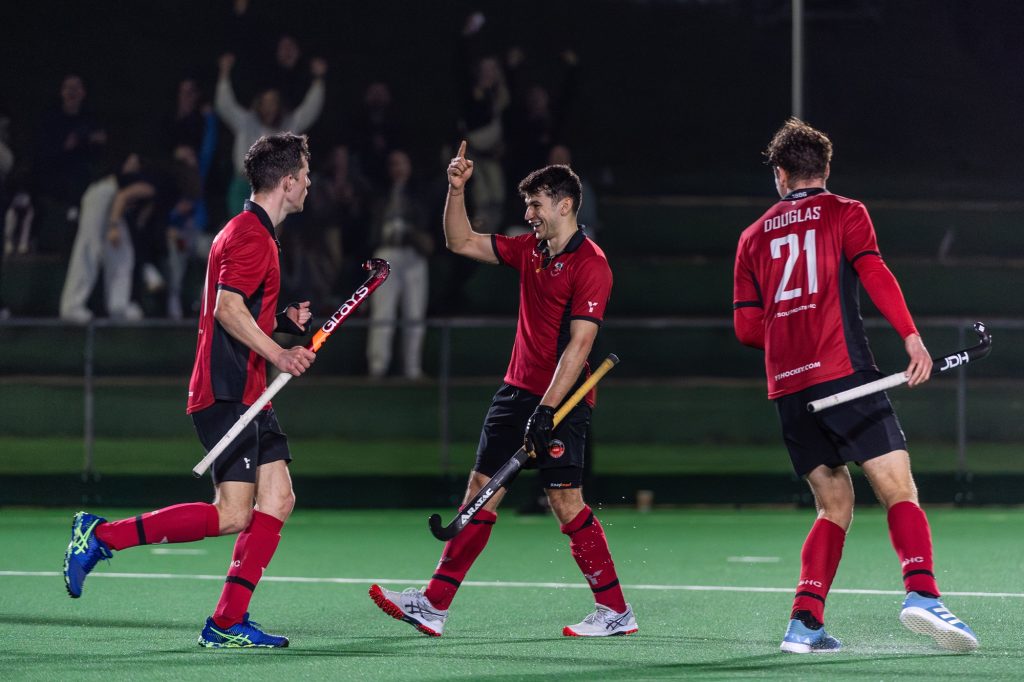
550,261,565,276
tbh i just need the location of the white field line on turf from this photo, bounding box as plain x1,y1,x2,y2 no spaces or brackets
4,571,1023,598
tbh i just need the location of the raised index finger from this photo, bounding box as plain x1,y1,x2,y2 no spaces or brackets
456,140,467,159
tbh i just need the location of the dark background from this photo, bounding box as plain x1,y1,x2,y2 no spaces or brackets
3,0,1023,201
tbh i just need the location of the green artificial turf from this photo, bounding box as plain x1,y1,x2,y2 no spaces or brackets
2,508,1022,680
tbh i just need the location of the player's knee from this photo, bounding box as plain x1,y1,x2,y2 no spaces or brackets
258,489,296,521
880,490,919,510
819,507,853,531
215,505,253,535
817,495,854,529
546,488,585,524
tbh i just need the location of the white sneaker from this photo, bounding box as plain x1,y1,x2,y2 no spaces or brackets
123,302,144,321
369,584,447,637
61,306,93,324
900,592,978,652
142,263,166,293
563,603,638,637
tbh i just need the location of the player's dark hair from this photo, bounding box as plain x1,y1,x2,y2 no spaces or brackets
763,117,832,182
518,164,582,214
244,132,310,194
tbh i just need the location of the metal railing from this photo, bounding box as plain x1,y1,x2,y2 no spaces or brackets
2,315,1019,478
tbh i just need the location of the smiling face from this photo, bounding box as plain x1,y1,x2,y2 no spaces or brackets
523,192,565,242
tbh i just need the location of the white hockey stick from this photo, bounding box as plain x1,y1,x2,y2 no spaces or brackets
191,259,390,477
806,322,991,414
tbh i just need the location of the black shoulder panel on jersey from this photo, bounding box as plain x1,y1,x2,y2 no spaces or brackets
491,234,508,267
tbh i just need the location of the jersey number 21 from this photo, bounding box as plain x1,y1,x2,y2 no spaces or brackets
770,230,818,303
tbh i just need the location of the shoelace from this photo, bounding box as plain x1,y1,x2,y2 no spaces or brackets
70,522,94,555
71,519,110,561
211,625,253,645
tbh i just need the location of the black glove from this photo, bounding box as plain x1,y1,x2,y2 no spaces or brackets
524,405,555,458
275,302,309,336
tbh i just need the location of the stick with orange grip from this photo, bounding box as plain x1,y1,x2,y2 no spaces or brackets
192,259,390,478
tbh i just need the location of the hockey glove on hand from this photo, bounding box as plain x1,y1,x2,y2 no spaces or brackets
524,405,555,458
276,302,311,335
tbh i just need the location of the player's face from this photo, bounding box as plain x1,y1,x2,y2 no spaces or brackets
285,159,311,213
524,193,558,241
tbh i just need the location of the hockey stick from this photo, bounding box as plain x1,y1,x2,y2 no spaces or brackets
806,322,992,414
428,353,620,541
191,258,390,478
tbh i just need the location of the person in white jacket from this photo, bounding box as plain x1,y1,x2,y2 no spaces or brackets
215,52,326,214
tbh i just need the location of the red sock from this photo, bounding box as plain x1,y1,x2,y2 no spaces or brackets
212,511,284,628
791,518,846,624
561,506,627,614
424,509,497,610
95,503,220,551
887,500,940,597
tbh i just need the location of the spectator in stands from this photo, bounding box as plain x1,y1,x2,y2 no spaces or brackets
59,152,145,323
32,74,108,254
215,52,326,215
503,47,579,219
162,78,218,318
350,81,403,191
163,144,211,318
456,12,509,234
296,143,370,308
163,78,207,155
267,34,310,111
366,149,433,380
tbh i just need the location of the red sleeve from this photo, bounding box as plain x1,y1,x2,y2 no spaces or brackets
733,306,765,349
842,202,918,339
218,229,273,299
492,233,529,271
570,256,612,324
733,235,765,348
854,254,918,339
841,201,881,263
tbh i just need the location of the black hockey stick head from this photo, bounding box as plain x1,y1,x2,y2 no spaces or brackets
428,451,529,541
428,513,458,541
971,321,992,352
932,321,993,375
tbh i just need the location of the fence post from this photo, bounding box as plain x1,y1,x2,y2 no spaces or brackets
83,321,96,481
956,323,967,475
439,320,452,474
